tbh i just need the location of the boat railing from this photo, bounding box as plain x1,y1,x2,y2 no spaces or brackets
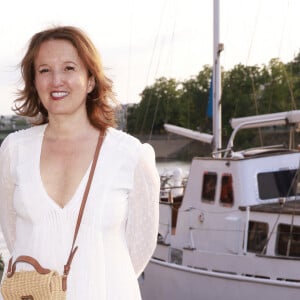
160,185,186,203
223,111,300,158
212,147,233,158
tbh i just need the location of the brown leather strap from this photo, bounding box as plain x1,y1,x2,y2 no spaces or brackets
7,255,51,278
6,131,105,291
62,130,104,290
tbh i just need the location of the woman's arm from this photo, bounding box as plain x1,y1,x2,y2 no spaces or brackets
125,143,160,277
0,135,16,253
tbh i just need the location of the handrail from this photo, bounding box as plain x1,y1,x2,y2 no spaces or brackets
224,116,288,158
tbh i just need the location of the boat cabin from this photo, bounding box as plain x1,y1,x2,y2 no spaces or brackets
158,111,300,263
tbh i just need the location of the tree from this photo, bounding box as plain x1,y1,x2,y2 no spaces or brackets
127,77,181,134
126,51,300,150
180,65,212,132
260,58,294,112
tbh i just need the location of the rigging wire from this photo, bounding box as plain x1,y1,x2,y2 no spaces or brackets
149,0,178,141
138,0,178,140
126,0,133,105
138,0,167,136
279,0,297,110
124,0,134,132
286,157,300,256
243,1,295,147
244,0,264,146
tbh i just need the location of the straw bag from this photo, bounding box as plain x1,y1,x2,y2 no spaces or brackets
1,256,65,300
1,132,104,300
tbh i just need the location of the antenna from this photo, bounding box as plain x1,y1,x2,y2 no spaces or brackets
213,0,223,156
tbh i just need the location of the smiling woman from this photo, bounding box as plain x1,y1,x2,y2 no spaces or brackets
0,26,160,300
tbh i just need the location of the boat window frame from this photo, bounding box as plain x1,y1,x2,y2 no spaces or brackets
276,223,300,257
201,171,217,203
247,220,269,253
257,169,298,200
219,173,234,207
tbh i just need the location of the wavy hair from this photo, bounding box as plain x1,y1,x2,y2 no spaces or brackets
14,26,117,129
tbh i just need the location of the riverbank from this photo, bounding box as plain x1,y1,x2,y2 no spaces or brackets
135,134,211,160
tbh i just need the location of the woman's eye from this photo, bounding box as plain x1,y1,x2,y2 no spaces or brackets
65,66,75,71
39,68,49,74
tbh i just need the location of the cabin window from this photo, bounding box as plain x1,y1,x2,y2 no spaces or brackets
257,169,298,200
247,221,268,253
276,223,300,257
220,174,234,206
201,172,217,203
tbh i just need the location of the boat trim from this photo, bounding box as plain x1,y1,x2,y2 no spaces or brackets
149,258,300,288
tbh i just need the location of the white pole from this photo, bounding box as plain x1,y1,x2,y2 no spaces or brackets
213,0,223,156
243,206,250,254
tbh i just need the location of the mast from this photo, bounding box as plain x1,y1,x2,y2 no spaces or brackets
213,0,223,156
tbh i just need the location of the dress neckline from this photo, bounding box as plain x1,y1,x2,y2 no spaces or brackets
36,124,93,211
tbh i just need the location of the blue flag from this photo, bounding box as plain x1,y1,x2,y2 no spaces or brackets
206,78,213,118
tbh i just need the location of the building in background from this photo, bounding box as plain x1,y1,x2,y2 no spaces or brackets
0,115,31,144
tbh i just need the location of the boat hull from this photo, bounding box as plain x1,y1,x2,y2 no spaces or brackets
140,259,300,300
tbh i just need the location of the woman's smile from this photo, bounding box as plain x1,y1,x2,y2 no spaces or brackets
50,91,69,101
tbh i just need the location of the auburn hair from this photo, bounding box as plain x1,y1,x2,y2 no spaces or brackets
14,26,117,129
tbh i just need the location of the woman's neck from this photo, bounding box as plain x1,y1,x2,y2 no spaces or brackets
45,114,98,141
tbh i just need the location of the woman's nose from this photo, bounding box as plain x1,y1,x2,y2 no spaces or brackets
51,71,64,86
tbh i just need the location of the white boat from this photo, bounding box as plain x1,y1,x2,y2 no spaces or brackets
139,1,300,299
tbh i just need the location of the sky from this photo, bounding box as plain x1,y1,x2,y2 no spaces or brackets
0,0,300,115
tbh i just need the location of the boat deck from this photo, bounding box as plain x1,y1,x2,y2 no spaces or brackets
242,199,300,215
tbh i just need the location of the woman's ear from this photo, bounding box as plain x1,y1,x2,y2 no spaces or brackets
87,76,95,93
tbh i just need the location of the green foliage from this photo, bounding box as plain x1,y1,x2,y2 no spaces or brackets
127,77,183,134
127,52,300,149
180,65,212,133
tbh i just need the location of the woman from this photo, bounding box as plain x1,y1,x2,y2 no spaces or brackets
0,26,160,299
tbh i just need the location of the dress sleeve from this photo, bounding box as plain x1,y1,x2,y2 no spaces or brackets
125,143,160,277
0,136,16,253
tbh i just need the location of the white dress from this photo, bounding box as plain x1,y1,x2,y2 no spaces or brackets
0,124,160,299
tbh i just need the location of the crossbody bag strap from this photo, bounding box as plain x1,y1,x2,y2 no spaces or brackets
62,130,105,291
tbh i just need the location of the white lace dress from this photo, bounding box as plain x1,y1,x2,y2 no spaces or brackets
0,125,160,299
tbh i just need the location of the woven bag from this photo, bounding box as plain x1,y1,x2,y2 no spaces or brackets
1,256,65,300
0,132,104,300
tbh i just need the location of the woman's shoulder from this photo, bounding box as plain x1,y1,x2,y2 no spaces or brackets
106,127,141,148
106,127,155,161
1,124,46,148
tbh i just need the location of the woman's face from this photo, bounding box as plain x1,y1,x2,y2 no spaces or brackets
34,39,94,119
